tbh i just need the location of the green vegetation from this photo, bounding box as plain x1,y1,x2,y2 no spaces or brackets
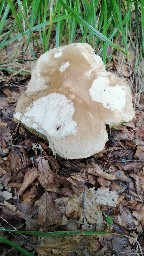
0,235,35,256
0,0,143,60
0,0,143,93
0,228,113,256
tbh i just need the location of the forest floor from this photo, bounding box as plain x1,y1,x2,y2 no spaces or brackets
0,45,144,256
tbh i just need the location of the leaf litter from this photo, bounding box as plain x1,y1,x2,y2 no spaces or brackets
0,75,144,255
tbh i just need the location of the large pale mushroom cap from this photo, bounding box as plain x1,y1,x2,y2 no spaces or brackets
14,43,135,159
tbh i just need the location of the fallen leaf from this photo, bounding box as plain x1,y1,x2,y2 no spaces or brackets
65,188,103,229
0,166,6,177
132,204,144,226
121,162,143,172
130,172,144,192
37,156,72,194
0,200,24,219
19,167,38,195
35,192,62,226
7,146,31,171
66,196,82,220
0,173,11,188
112,236,138,256
67,175,86,195
95,187,119,207
135,146,144,160
111,126,135,141
0,125,12,157
87,164,116,181
119,205,138,229
81,188,103,229
37,156,55,189
97,177,111,187
22,187,38,203
36,235,101,256
112,170,131,182
0,190,12,200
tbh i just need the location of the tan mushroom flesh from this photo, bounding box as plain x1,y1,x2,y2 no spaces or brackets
14,43,135,159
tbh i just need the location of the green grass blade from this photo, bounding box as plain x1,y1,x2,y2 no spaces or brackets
0,67,31,75
16,0,39,48
56,1,61,47
0,0,6,16
0,235,35,256
58,0,125,54
0,3,10,35
102,0,108,64
0,14,70,49
0,228,113,237
7,0,23,33
141,0,144,51
111,0,127,51
29,0,41,27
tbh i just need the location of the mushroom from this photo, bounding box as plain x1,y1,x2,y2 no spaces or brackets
14,43,135,159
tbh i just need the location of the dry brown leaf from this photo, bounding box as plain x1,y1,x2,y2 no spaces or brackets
130,172,144,192
37,156,55,188
0,166,6,178
66,196,82,220
55,197,69,216
0,200,24,219
121,162,143,172
112,170,131,182
134,126,144,146
60,187,73,197
36,235,101,256
7,146,31,171
81,188,103,229
67,175,86,195
35,192,62,226
0,190,12,200
87,174,96,185
118,205,138,229
97,177,111,187
94,187,119,207
22,187,38,203
135,112,144,127
112,126,135,141
0,173,11,188
112,236,138,256
87,164,116,181
135,146,144,160
37,156,72,194
111,148,134,161
0,125,12,157
114,48,135,77
132,204,144,226
65,188,103,229
19,167,38,195
0,47,7,63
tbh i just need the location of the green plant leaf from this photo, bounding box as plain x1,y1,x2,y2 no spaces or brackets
58,0,126,54
0,227,113,237
0,235,35,256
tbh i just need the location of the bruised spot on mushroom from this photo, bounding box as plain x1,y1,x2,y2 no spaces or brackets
59,62,70,73
14,43,135,159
